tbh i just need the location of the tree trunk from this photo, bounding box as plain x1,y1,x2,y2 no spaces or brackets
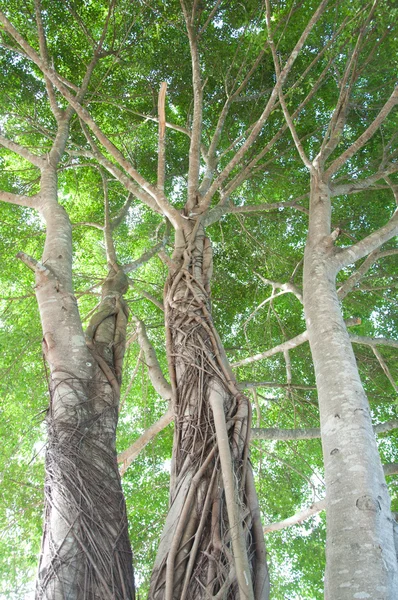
149,222,268,600
303,171,398,599
33,168,134,599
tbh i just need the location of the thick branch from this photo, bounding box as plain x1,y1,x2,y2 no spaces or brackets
331,164,398,196
317,7,372,165
337,249,392,299
133,317,172,400
199,38,269,196
334,209,398,270
34,0,62,121
266,2,311,169
101,170,118,266
118,414,398,475
157,82,167,192
232,330,309,368
383,463,398,477
255,273,303,303
139,290,164,312
204,199,308,226
78,124,161,213
180,0,203,211
111,194,133,230
0,134,44,168
0,190,40,208
239,382,316,391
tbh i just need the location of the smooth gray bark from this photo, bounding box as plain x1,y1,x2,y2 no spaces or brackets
303,171,397,600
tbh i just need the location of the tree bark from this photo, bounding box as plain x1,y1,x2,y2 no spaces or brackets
149,221,269,600
303,170,398,600
33,167,134,599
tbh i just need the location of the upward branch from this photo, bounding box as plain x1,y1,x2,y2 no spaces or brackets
199,0,330,211
0,11,185,226
266,0,312,170
157,82,167,192
334,208,398,270
325,85,398,179
0,134,44,168
34,0,63,121
181,0,203,211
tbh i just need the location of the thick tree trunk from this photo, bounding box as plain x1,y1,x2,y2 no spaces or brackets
149,223,268,600
303,172,398,599
33,168,134,599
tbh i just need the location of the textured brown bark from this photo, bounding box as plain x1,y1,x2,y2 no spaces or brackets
303,171,397,600
149,222,268,600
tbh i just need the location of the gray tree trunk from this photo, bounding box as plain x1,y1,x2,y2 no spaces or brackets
32,167,134,599
149,223,269,600
303,171,397,599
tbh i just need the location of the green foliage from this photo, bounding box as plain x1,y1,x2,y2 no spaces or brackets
0,0,397,597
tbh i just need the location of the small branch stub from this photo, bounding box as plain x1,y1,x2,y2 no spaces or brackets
16,251,51,278
330,227,341,243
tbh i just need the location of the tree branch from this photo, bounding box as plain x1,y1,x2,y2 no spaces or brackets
157,82,167,192
78,122,161,213
266,0,312,170
252,418,398,442
199,36,269,197
334,209,398,270
204,199,309,226
255,273,303,303
180,0,203,211
331,163,398,196
118,407,173,475
123,222,170,274
232,317,361,367
132,316,172,400
383,463,398,477
139,290,164,312
34,0,63,121
337,248,398,299
0,190,40,208
0,11,184,224
264,460,398,534
325,85,398,179
317,4,374,165
263,499,326,533
111,194,133,230
372,347,398,393
199,0,330,210
0,134,44,168
239,382,316,391
349,334,398,350
231,330,309,368
101,169,118,266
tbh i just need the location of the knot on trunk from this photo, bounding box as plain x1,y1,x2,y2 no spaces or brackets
356,495,381,513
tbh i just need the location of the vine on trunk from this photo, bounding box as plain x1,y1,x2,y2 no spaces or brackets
36,266,134,600
150,222,268,600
